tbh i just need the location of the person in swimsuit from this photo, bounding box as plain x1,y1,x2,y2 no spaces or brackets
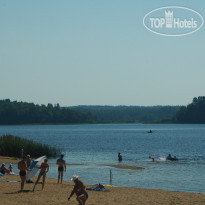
56,154,66,184
18,156,31,192
68,175,88,205
32,158,49,191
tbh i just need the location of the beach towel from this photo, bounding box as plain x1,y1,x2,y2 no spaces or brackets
87,183,105,191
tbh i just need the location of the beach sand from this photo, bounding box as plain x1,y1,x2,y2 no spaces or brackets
1,157,205,205
0,156,20,164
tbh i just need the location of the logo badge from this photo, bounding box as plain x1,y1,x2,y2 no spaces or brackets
143,6,204,36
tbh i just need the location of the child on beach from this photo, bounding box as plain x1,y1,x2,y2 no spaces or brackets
32,158,49,191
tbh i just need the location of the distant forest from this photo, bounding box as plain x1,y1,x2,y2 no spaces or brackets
1,97,205,124
174,96,205,123
70,105,180,123
0,99,95,124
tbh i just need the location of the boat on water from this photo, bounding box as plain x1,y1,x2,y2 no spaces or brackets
166,154,178,161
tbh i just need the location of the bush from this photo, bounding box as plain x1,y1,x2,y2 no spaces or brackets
0,134,60,158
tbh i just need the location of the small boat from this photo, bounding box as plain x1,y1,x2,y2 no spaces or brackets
166,154,178,161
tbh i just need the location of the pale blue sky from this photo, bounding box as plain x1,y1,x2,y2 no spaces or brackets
0,0,204,106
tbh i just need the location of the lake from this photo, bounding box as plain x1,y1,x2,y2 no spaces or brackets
0,124,205,193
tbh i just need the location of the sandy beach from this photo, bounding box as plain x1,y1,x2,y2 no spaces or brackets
1,157,205,205
0,156,20,164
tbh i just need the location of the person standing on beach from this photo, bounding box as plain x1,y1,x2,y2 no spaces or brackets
32,158,49,191
18,156,31,192
68,175,88,205
56,154,66,184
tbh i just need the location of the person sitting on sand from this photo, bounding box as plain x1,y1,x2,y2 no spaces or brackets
33,158,49,191
68,175,88,205
18,156,31,192
0,163,10,174
56,154,66,184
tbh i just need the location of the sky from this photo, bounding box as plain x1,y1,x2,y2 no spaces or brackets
0,0,205,106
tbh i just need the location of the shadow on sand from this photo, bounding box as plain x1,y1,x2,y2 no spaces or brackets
4,190,31,194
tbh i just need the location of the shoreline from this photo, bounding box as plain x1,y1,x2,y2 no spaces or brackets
1,156,205,196
0,174,205,205
0,156,145,170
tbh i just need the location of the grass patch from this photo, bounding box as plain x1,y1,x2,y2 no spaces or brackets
0,134,60,158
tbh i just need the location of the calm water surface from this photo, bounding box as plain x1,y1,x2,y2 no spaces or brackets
0,124,205,193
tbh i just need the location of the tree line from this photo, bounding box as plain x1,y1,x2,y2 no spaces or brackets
70,105,180,123
174,96,205,123
1,97,204,124
0,99,96,125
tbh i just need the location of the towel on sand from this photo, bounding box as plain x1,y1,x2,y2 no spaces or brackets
87,183,105,191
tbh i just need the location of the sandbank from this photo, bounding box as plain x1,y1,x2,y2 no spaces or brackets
104,164,145,170
0,156,144,170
